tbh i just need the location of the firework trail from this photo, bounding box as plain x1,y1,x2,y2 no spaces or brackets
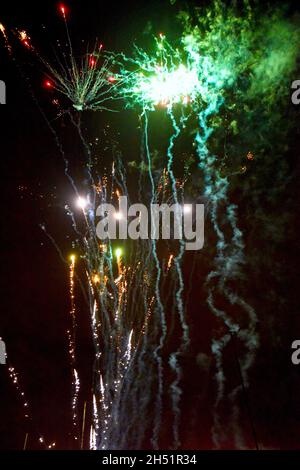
4,350,51,449
0,22,11,53
1,4,123,112
143,111,167,449
118,34,199,448
68,254,80,443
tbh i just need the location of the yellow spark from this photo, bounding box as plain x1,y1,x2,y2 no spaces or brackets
114,212,123,220
99,243,108,253
167,254,174,270
0,22,11,52
19,30,28,41
92,274,100,284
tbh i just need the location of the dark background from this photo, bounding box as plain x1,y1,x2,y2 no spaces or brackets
0,0,299,450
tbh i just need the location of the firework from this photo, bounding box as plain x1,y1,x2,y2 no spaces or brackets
2,0,300,451
13,6,124,112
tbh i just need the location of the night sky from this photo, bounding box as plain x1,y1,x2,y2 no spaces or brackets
0,0,300,451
